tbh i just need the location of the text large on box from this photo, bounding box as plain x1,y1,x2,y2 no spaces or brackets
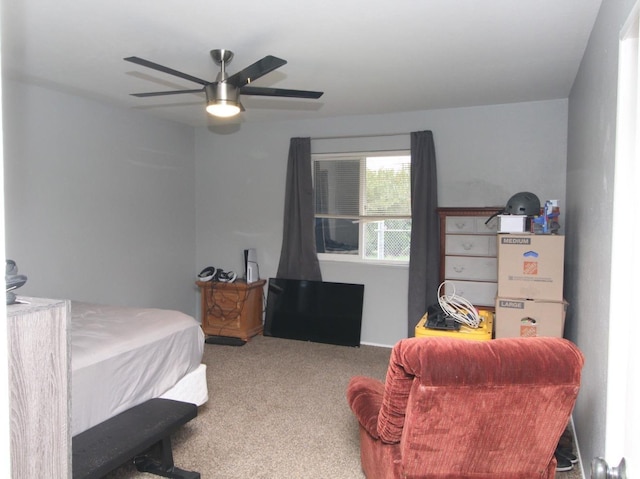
495,297,567,338
497,234,564,301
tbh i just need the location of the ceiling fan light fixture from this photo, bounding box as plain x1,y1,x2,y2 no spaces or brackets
205,82,240,118
206,101,241,118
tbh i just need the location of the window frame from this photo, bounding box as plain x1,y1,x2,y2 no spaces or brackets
312,150,411,265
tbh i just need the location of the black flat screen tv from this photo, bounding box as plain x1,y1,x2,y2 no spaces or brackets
264,278,364,347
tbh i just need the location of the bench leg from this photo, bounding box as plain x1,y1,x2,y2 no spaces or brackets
133,436,200,479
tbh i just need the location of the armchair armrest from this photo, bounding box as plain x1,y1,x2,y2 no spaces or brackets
346,376,384,440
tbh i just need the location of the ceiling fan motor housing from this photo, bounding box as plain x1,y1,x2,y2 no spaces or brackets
205,82,239,105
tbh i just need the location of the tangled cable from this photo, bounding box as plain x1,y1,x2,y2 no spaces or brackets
437,281,482,328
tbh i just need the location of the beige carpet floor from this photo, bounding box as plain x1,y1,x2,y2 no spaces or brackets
104,335,583,479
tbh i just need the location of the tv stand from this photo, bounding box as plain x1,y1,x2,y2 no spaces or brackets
196,279,266,342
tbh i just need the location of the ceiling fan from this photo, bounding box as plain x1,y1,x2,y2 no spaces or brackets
124,49,324,118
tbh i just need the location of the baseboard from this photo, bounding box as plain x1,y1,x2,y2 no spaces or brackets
360,341,394,349
205,336,246,346
569,415,586,479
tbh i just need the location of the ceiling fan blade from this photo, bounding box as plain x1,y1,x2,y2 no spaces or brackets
124,56,210,86
226,55,287,87
240,85,324,99
130,89,204,97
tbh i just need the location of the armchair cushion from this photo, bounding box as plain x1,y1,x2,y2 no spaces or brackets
347,376,384,440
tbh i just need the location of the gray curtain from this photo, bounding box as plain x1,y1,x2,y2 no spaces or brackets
276,137,323,281
407,131,439,335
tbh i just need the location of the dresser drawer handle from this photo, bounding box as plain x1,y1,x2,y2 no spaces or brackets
453,266,464,273
462,242,473,250
454,222,467,230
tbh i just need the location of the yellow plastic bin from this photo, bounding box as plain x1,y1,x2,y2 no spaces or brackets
415,309,494,341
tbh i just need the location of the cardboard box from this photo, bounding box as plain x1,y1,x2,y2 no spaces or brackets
497,234,564,301
494,297,567,338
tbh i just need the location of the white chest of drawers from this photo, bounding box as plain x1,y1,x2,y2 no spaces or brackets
438,207,502,307
8,297,71,478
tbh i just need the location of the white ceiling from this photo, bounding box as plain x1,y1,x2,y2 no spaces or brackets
1,0,602,128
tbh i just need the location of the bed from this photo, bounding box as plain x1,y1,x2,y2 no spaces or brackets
71,301,208,437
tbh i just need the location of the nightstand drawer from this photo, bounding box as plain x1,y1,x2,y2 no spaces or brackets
445,256,498,281
445,235,497,256
212,293,243,311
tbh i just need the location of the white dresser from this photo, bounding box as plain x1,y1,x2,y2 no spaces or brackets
438,207,502,308
7,297,71,478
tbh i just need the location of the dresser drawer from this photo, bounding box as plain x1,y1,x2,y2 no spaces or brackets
446,216,499,234
477,216,499,234
445,216,476,233
444,256,498,281
445,235,497,256
442,280,498,307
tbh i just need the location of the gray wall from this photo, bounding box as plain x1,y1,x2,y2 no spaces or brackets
3,78,569,347
565,0,636,468
195,99,568,346
3,79,197,314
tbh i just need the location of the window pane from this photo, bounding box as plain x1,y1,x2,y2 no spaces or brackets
312,151,411,263
314,159,360,216
315,218,359,255
364,156,411,217
363,219,412,261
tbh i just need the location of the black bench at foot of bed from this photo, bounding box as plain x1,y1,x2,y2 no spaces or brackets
72,398,200,479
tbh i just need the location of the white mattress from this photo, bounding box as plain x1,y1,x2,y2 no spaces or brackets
71,301,207,436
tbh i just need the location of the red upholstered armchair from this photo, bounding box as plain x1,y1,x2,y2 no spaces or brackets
347,337,584,479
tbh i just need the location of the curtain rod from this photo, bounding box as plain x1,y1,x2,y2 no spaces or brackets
310,132,408,141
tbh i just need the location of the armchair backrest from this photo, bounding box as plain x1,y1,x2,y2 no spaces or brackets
376,337,584,478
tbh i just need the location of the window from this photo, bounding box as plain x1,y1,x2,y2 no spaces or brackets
313,151,411,263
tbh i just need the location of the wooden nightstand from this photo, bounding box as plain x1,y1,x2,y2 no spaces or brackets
196,279,266,342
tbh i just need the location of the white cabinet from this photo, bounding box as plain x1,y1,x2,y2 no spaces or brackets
438,208,501,307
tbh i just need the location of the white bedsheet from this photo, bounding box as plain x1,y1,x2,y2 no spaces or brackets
71,301,206,436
